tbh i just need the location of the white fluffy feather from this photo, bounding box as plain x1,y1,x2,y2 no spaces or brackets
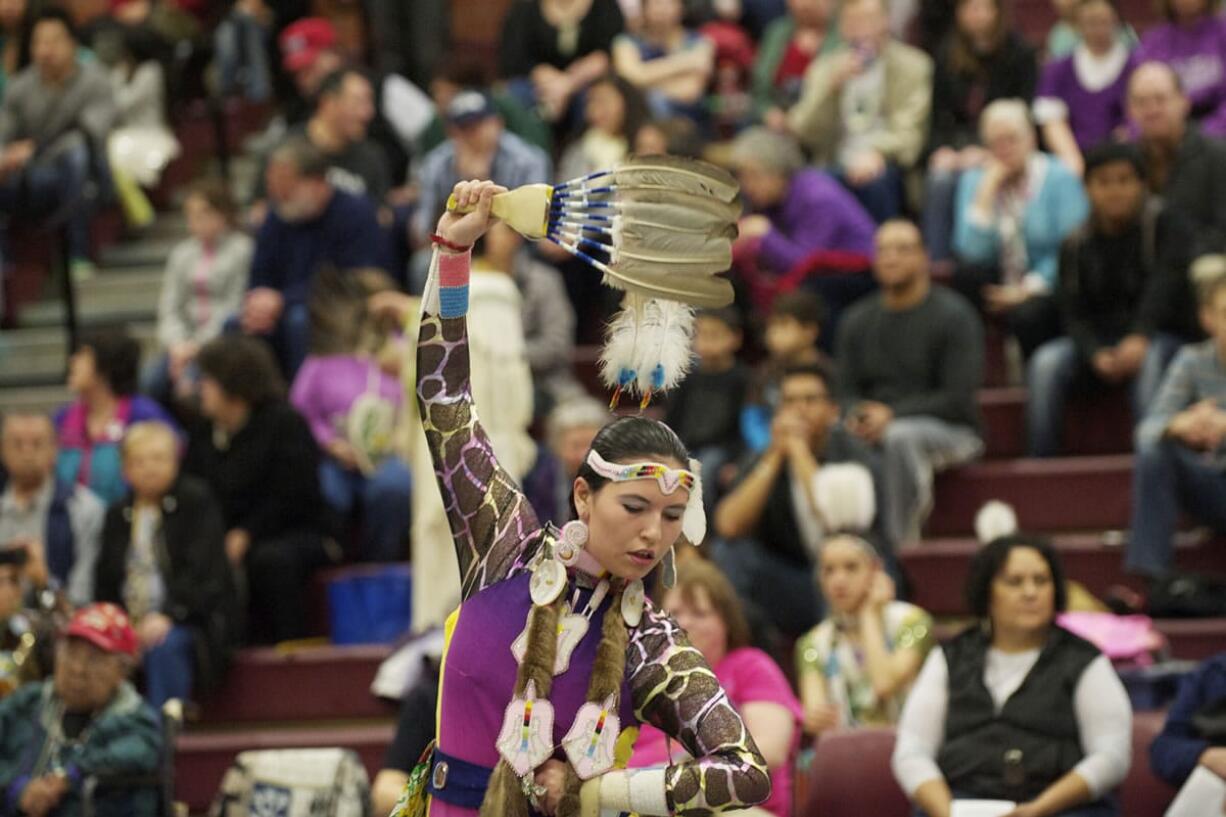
811,463,876,534
633,299,695,395
599,295,646,390
682,457,706,545
975,500,1019,545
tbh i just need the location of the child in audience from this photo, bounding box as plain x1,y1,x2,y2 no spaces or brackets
742,292,827,452
665,308,749,517
556,74,649,181
1137,0,1226,138
95,422,236,710
613,0,715,121
147,179,253,404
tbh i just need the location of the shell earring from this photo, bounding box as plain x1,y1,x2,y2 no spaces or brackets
555,520,589,567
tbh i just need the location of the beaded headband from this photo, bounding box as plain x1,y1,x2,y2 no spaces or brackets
585,450,696,494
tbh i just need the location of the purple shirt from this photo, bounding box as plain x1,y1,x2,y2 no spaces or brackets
758,168,876,274
288,354,404,448
1036,50,1136,150
1138,17,1226,137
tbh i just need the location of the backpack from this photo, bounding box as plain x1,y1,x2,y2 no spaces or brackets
208,748,371,817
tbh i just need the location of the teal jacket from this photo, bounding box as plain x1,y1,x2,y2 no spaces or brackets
0,681,161,817
953,153,1089,290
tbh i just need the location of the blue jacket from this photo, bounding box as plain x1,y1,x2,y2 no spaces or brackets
953,153,1089,290
1151,652,1226,787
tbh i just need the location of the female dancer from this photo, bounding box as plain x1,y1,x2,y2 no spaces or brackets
395,180,770,817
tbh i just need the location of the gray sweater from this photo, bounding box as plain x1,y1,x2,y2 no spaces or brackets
836,285,985,431
0,61,115,149
156,231,254,348
1137,340,1226,468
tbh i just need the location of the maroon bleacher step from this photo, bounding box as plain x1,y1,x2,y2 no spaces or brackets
903,534,1226,616
197,645,396,724
176,723,394,813
927,455,1133,537
1154,618,1226,661
979,387,1134,460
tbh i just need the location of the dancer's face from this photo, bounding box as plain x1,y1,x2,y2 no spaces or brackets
573,458,690,581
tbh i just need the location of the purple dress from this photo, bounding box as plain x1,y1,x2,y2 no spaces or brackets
1035,47,1136,151
758,168,877,274
1138,17,1226,138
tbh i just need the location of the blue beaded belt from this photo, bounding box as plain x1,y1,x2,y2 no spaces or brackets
426,748,494,809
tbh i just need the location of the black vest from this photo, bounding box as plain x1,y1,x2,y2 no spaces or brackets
937,625,1101,802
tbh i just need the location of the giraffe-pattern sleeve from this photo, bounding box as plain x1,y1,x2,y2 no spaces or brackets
626,604,772,815
416,251,543,600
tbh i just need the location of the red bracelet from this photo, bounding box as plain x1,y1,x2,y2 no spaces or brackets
430,233,472,253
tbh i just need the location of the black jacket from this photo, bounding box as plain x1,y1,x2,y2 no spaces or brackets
95,475,238,692
1157,126,1226,259
927,32,1038,156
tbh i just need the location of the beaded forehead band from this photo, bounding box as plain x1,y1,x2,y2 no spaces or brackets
586,449,696,495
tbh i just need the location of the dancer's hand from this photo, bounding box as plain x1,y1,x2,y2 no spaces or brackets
533,759,569,816
437,180,507,250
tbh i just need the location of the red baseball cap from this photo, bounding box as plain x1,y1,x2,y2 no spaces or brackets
279,18,337,73
64,603,138,658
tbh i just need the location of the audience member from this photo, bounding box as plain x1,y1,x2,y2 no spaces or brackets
147,179,252,405
892,535,1133,817
1034,0,1136,178
839,220,984,546
714,362,875,636
731,126,876,314
788,0,933,222
741,291,827,452
95,422,236,709
371,653,442,816
0,547,55,698
1027,143,1195,457
214,0,274,104
612,0,714,120
183,337,335,645
1127,260,1226,578
415,57,553,157
276,17,345,127
0,8,116,278
1150,651,1226,806
796,532,934,734
523,397,611,526
665,307,749,514
0,603,161,817
0,0,33,100
0,412,102,607
922,0,1037,262
1045,0,1136,59
1128,61,1226,258
952,99,1089,359
753,0,841,125
556,74,647,181
629,559,802,817
55,330,178,508
1136,0,1226,138
243,138,386,377
499,0,625,124
291,269,411,563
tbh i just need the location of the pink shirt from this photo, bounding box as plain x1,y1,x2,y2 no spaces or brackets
630,647,802,817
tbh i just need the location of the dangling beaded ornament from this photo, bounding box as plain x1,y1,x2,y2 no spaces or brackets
555,520,589,567
621,579,645,627
529,557,567,607
561,692,622,779
495,680,556,777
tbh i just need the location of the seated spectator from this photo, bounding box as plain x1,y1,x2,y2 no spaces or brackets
665,307,749,515
1045,0,1135,60
1128,61,1226,258
1027,143,1195,457
0,8,115,279
629,559,802,817
0,0,33,100
796,531,934,735
922,0,1037,263
95,422,236,710
243,138,387,377
892,535,1133,817
612,0,714,121
741,291,827,452
498,0,625,125
556,74,648,181
523,397,611,526
55,330,178,508
714,362,875,637
183,337,335,645
632,114,704,155
753,0,841,126
1137,0,1226,139
787,0,932,222
0,411,102,608
0,544,56,698
1034,0,1136,178
371,652,442,816
213,0,273,103
147,179,253,406
1127,259,1226,578
1150,651,1226,807
0,603,161,817
952,99,1089,359
291,269,411,563
840,220,984,546
275,18,345,127
731,126,876,315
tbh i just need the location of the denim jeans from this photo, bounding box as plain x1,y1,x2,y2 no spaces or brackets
922,167,960,262
837,162,904,223
143,624,194,710
320,456,413,562
1127,437,1226,577
0,135,94,261
214,11,272,102
1027,334,1184,457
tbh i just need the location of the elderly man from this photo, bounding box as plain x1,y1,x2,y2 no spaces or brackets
0,603,161,817
0,412,102,607
787,0,932,222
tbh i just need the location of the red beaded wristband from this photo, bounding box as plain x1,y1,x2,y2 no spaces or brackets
430,233,472,253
